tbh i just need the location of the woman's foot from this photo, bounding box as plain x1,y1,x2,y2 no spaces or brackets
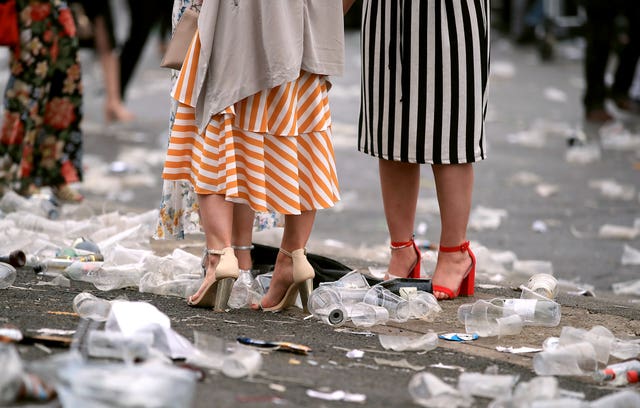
253,253,295,310
105,103,135,123
189,252,222,304
386,244,420,279
431,248,473,300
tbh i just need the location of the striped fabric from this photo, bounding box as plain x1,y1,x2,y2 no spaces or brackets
162,32,340,215
358,0,490,164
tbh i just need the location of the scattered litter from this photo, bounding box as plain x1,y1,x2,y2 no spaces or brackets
288,358,301,365
598,225,639,240
509,171,542,186
379,333,439,352
566,144,601,164
621,245,640,266
237,337,312,355
490,61,516,79
438,333,479,342
612,278,640,296
531,220,547,233
543,87,567,103
35,329,75,336
468,206,508,231
269,383,287,393
333,328,375,336
507,130,546,148
374,357,425,371
346,349,365,359
306,389,367,403
535,183,558,197
496,346,543,354
408,372,473,408
429,362,466,372
589,179,636,201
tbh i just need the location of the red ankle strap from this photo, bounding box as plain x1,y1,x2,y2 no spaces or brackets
439,241,470,253
390,237,415,250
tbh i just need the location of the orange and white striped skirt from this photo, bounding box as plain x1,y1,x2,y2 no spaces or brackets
162,32,340,215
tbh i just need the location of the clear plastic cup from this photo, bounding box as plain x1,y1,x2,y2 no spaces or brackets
350,302,389,327
559,326,614,365
525,273,558,299
532,341,598,376
363,286,410,322
221,346,263,378
0,262,17,289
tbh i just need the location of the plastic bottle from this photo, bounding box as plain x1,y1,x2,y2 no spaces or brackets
592,360,640,386
458,298,560,327
0,262,17,289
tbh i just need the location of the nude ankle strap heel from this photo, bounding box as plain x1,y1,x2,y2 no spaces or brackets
189,247,239,311
260,248,315,312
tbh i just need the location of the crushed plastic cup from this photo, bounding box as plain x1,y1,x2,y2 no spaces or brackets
532,341,598,376
379,333,438,352
457,372,518,399
363,285,410,322
221,346,263,378
72,292,112,322
0,263,17,289
350,302,389,327
408,372,473,408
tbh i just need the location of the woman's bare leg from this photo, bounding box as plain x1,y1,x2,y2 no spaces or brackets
232,203,255,271
379,159,420,278
93,17,134,123
259,211,316,309
431,163,474,299
190,193,233,301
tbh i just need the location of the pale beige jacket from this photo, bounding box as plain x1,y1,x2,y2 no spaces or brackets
192,0,345,133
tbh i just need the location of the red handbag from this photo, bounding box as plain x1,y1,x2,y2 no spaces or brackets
0,0,19,47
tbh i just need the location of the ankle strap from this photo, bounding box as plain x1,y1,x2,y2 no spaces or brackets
204,248,227,256
279,247,306,257
390,236,415,250
439,241,470,253
232,244,254,251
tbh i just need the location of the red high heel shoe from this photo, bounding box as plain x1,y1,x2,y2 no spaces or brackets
389,237,421,279
432,241,475,299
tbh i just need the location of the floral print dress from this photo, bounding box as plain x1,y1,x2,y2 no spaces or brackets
0,0,83,193
154,0,280,239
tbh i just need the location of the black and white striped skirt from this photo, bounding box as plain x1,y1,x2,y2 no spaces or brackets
358,0,490,164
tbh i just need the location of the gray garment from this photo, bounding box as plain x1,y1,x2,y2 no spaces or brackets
193,0,345,133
